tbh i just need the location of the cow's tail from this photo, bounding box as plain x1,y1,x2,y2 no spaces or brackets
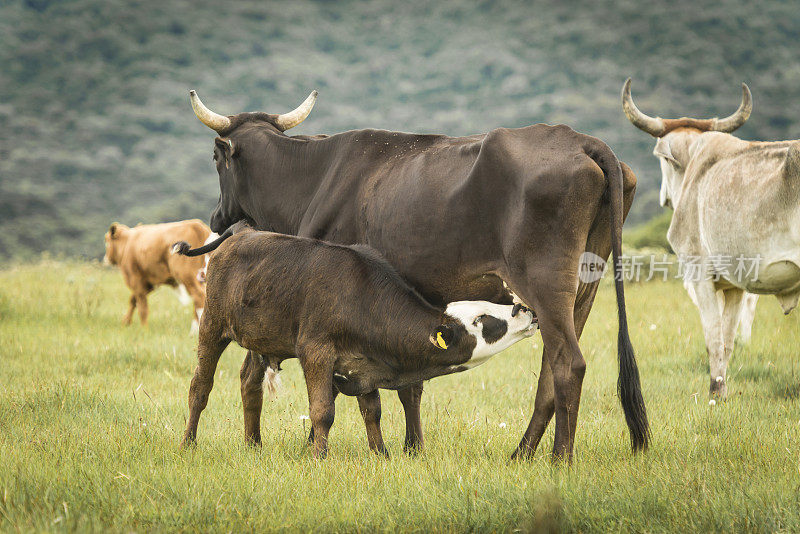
172,226,234,257
588,141,650,453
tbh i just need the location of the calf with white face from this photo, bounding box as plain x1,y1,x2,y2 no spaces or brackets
176,228,539,458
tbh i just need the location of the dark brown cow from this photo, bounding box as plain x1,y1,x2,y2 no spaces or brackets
184,90,649,461
176,228,538,458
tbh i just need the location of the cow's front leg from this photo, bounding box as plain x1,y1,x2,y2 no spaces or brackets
240,351,267,445
357,390,389,457
397,381,424,454
299,345,336,459
686,280,726,398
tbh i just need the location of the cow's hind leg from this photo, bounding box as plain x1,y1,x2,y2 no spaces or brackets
687,280,726,398
397,381,424,454
510,271,584,462
512,278,601,460
177,274,206,334
123,295,136,325
240,351,267,446
714,288,745,398
357,390,389,457
135,292,150,326
181,327,229,448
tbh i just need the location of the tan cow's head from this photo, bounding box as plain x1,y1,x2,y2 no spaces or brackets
103,223,130,265
622,78,752,209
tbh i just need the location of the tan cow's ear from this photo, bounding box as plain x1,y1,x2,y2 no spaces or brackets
109,223,118,238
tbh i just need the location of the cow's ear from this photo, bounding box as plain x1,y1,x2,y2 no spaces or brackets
429,324,455,350
654,137,679,166
214,137,237,158
108,223,118,238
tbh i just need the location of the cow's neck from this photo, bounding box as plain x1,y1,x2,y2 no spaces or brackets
237,133,340,236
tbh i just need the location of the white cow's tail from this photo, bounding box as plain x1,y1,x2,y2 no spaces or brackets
587,141,651,453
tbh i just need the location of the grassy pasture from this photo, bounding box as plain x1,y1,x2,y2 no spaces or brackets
0,260,799,532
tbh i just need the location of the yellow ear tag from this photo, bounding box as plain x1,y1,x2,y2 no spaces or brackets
436,331,448,349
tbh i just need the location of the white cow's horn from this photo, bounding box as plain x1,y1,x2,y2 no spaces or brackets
621,78,665,137
711,83,752,133
189,90,232,133
275,90,318,131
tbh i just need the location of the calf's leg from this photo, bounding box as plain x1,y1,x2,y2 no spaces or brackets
240,351,267,446
299,346,336,459
397,381,424,454
358,390,389,457
307,387,338,446
181,334,229,448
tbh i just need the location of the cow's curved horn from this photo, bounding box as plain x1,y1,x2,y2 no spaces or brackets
275,90,318,131
189,90,231,133
711,83,752,133
621,78,665,137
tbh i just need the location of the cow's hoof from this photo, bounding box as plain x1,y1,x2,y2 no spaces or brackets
510,446,535,462
709,376,728,399
402,443,423,457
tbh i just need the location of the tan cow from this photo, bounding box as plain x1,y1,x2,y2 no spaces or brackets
103,219,211,331
623,79,800,398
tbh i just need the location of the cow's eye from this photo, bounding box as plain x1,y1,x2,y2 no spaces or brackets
472,315,486,327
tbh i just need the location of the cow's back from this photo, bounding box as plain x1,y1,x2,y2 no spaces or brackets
354,124,608,304
124,220,211,286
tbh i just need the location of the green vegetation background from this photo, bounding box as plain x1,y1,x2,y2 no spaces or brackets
3,0,799,259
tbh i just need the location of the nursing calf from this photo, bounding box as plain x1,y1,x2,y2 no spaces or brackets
176,229,537,458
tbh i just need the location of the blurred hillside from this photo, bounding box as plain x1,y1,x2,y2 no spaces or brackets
2,0,800,259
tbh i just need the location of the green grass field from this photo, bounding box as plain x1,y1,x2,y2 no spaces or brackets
1,260,799,532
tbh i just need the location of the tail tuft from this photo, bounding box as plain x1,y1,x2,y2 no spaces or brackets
264,367,282,398
172,241,191,255
617,326,650,452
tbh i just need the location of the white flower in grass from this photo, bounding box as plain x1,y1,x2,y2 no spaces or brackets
649,324,657,330
709,399,716,406
499,422,507,428
299,415,310,420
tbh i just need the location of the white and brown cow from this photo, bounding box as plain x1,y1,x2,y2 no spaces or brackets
623,79,800,398
103,219,211,331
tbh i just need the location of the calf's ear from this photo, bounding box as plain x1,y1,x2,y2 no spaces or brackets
429,324,455,350
108,223,118,238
